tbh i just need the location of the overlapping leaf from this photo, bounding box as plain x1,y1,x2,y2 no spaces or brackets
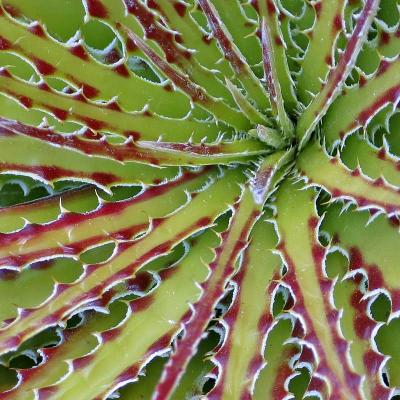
0,0,399,398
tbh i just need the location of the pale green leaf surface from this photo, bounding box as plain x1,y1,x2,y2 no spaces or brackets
1,230,219,400
208,218,281,399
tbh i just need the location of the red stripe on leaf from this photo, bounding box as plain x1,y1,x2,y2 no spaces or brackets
197,0,244,74
123,27,208,104
153,204,261,399
298,144,400,216
0,169,207,267
0,162,119,186
319,0,379,104
86,0,108,18
0,216,212,354
349,276,392,399
208,246,275,399
297,0,380,142
279,241,362,399
354,83,400,128
261,18,278,110
124,0,190,64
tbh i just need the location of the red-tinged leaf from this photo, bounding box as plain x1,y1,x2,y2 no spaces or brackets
0,168,245,355
133,138,268,165
253,317,300,400
297,0,346,105
0,118,266,168
323,204,400,314
0,70,220,142
122,26,251,130
335,272,393,400
153,198,261,399
197,0,270,112
208,0,262,68
250,148,294,204
0,185,96,233
207,218,281,399
296,0,380,145
152,151,290,399
252,0,298,113
0,138,178,191
0,257,154,326
0,10,191,118
0,231,219,400
0,169,211,268
119,0,238,109
297,142,400,215
127,0,233,77
377,27,400,58
261,17,293,138
341,134,400,188
275,180,362,399
120,0,190,66
0,118,182,188
322,57,400,147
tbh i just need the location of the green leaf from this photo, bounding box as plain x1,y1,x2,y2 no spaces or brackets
224,78,270,126
0,167,245,355
209,0,262,68
123,24,251,130
121,0,233,77
377,27,400,58
333,272,392,399
341,134,400,187
297,142,400,215
0,118,266,169
0,169,209,268
253,0,298,113
321,57,400,148
198,0,270,112
253,317,299,399
261,16,294,138
0,9,191,117
297,0,346,105
0,186,99,233
296,0,380,145
0,118,179,188
1,230,219,400
110,0,239,108
322,203,400,313
153,151,291,399
207,217,281,399
0,0,399,397
0,70,220,142
275,179,361,398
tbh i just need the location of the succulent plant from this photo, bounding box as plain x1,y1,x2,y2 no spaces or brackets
0,0,399,398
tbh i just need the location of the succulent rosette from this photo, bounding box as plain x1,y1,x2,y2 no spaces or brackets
0,0,399,399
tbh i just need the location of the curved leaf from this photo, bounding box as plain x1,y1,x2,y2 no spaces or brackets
297,0,346,105
296,0,380,145
252,0,298,113
0,118,266,169
153,151,291,399
208,218,281,399
0,9,190,117
297,143,400,215
0,231,219,400
0,168,245,355
323,203,400,313
0,169,209,268
275,180,362,399
322,57,400,147
0,70,220,142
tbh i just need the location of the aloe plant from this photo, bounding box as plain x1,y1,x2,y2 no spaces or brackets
0,0,399,398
